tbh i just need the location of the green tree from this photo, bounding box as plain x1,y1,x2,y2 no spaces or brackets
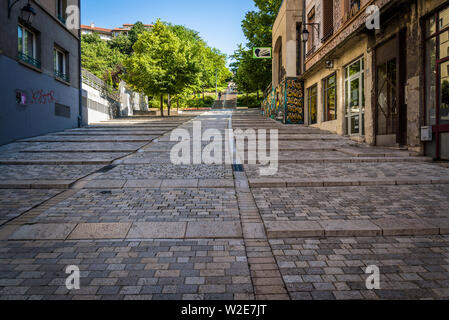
233,0,283,94
124,20,194,116
81,33,126,85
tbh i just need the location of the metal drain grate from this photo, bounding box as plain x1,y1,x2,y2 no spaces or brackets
232,164,244,172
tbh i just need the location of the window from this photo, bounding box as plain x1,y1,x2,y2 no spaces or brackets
307,84,318,124
307,7,316,56
18,25,40,69
56,0,67,23
323,73,337,121
54,47,69,82
322,0,334,42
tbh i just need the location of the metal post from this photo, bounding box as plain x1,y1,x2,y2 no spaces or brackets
78,0,83,127
215,68,218,98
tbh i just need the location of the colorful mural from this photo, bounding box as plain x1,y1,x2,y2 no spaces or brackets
261,77,304,124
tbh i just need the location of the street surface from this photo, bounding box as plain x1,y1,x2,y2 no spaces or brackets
1,98,449,300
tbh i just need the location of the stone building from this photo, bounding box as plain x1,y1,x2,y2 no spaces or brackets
267,0,449,160
0,0,81,145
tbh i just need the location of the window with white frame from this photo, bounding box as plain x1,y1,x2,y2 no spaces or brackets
54,47,69,82
18,25,39,68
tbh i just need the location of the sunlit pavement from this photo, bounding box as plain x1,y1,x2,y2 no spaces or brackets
1,105,449,300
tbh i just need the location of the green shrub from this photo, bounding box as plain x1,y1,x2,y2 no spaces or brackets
237,92,262,108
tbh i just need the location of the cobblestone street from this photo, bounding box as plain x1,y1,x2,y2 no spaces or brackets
1,109,449,300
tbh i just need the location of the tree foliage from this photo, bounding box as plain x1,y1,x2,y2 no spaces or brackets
81,33,126,85
232,0,282,94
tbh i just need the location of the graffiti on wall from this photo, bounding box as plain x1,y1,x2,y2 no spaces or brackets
31,90,56,105
285,78,304,124
261,78,304,124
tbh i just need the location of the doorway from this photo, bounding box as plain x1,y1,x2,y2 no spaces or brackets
375,32,407,146
345,57,365,135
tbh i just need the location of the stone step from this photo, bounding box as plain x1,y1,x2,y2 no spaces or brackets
248,177,449,187
265,218,449,239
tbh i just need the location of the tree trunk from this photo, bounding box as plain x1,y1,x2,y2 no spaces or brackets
257,90,259,101
167,94,171,117
160,94,164,117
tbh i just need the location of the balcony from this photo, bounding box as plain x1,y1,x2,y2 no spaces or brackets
55,70,69,83
18,52,41,69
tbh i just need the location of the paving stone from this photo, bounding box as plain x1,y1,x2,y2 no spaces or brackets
127,222,186,239
373,219,439,236
9,223,76,240
265,221,323,238
85,180,126,189
68,223,132,240
319,220,381,237
123,180,163,188
186,222,242,238
161,179,199,188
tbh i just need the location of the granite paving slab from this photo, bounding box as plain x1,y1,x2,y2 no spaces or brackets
127,222,187,239
9,223,76,240
68,223,132,240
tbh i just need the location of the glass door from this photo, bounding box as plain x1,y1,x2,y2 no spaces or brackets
425,6,449,159
345,58,365,135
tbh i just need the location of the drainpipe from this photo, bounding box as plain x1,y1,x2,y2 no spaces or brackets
78,0,83,128
302,0,306,75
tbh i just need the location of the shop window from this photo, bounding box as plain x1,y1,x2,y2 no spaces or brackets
323,73,337,121
307,84,318,124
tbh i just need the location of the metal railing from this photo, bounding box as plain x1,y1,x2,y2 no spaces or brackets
18,52,41,69
81,68,120,101
54,70,69,82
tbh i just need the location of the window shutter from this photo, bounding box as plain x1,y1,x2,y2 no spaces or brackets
322,0,334,42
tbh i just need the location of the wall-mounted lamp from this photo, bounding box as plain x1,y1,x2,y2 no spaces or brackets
301,23,320,43
8,0,36,24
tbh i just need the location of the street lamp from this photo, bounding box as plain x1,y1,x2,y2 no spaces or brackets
8,0,36,23
301,28,309,43
301,23,320,44
20,1,36,24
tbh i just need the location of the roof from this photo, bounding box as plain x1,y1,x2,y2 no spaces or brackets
80,25,112,33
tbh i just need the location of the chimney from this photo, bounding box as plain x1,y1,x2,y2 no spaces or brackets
90,22,95,28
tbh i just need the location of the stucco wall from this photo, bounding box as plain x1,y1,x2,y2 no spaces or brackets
272,0,303,87
0,55,79,145
304,36,369,138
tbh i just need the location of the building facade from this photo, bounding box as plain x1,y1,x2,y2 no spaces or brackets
0,0,81,145
81,23,154,40
268,0,449,160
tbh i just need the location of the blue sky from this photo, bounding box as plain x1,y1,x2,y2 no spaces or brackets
81,0,256,58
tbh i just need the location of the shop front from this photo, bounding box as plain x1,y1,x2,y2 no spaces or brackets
425,5,449,160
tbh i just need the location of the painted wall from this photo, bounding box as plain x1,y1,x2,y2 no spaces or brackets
0,55,79,145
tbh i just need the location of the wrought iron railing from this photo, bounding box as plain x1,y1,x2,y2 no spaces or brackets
18,52,41,69
81,68,120,101
54,70,69,82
